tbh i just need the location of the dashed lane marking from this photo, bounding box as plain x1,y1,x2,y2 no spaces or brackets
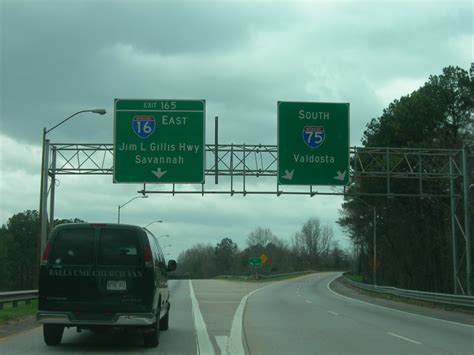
387,332,422,345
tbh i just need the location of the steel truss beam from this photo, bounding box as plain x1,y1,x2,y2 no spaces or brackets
43,142,471,295
49,144,462,183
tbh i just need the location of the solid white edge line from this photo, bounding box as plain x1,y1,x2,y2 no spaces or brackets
387,332,422,345
227,273,325,354
228,283,277,355
189,280,215,355
326,275,474,329
215,335,229,355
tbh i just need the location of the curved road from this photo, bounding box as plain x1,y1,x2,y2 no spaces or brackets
0,273,472,354
244,272,473,355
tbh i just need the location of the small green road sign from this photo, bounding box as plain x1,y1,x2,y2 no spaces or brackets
278,101,349,186
114,99,205,183
249,257,263,267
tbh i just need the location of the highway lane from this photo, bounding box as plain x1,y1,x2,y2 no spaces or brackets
191,279,263,354
0,280,196,354
1,274,473,354
244,272,474,355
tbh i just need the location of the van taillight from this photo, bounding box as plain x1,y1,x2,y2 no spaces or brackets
143,245,153,266
41,243,52,265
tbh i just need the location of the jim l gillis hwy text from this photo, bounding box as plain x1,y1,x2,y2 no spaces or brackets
118,142,200,166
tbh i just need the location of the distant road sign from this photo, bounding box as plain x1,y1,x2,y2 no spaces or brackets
260,254,268,264
278,101,349,185
368,258,381,269
114,99,205,183
249,257,263,267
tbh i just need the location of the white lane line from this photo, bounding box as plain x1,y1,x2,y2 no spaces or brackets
305,300,312,304
198,292,243,296
189,280,215,355
326,276,474,329
215,336,229,355
328,310,339,316
228,283,275,355
387,332,422,345
227,273,320,354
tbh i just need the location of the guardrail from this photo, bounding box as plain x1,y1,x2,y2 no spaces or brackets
214,270,318,281
342,275,474,308
0,290,38,310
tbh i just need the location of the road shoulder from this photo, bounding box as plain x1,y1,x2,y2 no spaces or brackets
329,276,474,327
0,315,39,341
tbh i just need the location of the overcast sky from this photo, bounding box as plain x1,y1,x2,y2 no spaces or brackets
0,0,471,261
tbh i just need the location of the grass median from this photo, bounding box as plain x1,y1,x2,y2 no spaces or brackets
0,300,37,325
214,270,316,282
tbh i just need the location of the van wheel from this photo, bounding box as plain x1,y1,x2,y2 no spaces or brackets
143,320,159,347
43,324,64,346
159,308,169,331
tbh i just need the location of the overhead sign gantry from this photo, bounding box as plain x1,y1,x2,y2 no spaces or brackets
43,108,471,295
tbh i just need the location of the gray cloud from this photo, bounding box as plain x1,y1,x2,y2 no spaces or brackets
0,0,471,258
2,0,470,143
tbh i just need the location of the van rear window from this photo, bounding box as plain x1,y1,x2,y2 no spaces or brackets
98,228,141,266
49,228,95,265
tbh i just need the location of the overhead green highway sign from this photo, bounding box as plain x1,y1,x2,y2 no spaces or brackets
114,99,205,183
278,101,349,186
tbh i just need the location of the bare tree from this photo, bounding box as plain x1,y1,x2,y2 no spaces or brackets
246,227,278,248
294,218,334,268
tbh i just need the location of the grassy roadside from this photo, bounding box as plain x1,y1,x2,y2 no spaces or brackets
344,273,364,283
214,270,317,282
339,277,474,314
0,301,37,325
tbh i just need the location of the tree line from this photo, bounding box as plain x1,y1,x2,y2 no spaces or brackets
0,210,350,289
176,219,351,279
338,65,473,293
0,211,83,291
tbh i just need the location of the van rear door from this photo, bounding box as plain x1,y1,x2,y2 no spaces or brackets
95,227,153,313
39,226,98,311
39,226,153,315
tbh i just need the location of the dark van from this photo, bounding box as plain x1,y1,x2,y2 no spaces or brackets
36,223,176,347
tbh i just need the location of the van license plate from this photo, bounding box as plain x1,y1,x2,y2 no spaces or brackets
107,280,126,291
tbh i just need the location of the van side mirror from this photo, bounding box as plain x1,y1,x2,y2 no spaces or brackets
167,260,177,272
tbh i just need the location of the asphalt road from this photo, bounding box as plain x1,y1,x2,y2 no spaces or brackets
244,272,474,355
0,273,472,354
0,280,196,354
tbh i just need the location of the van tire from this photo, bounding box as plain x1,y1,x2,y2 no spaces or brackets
143,320,159,347
159,309,169,331
43,324,64,346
